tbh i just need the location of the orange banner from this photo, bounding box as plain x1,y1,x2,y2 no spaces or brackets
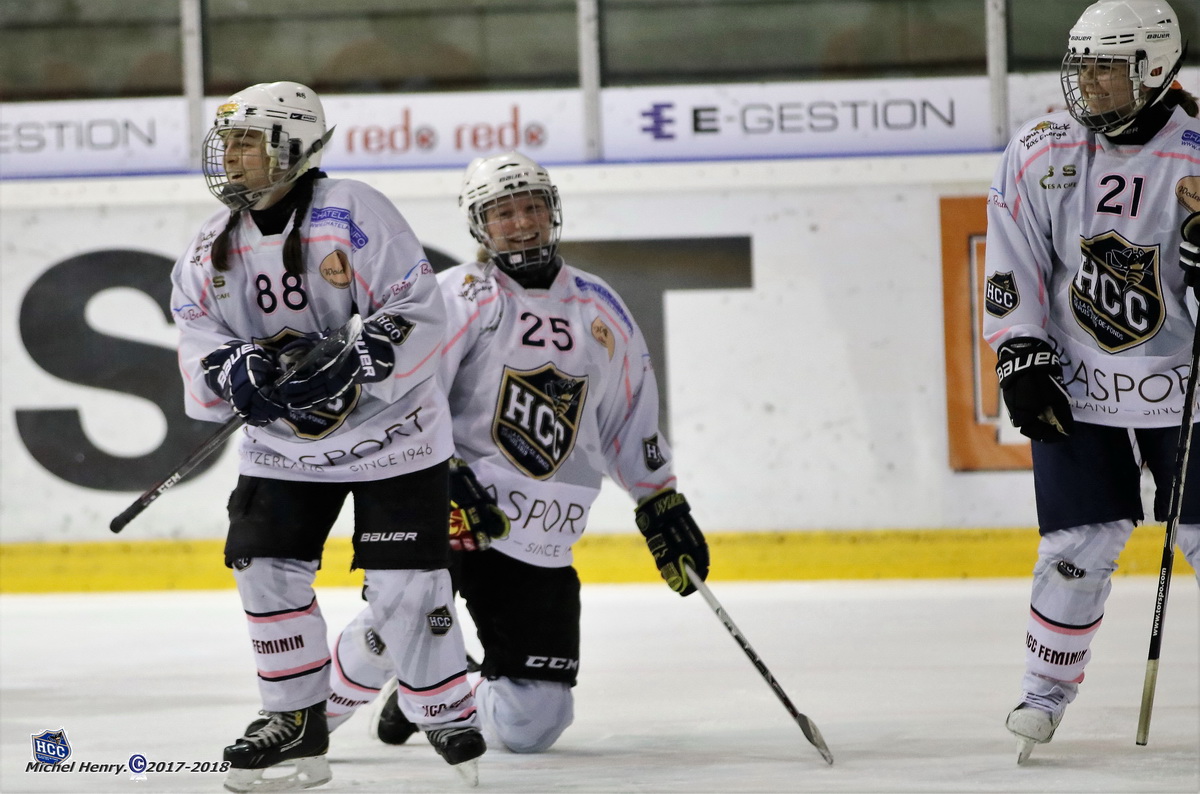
940,196,1032,471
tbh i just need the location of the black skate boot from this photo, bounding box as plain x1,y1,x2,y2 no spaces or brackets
427,725,486,786
222,702,331,792
367,679,418,745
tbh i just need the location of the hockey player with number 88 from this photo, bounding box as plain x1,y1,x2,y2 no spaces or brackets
983,0,1200,765
170,81,484,790
322,151,711,755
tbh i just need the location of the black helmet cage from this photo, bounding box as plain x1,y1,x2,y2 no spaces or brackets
470,185,563,274
1060,48,1181,133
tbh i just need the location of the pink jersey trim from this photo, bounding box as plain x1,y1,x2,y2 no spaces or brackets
245,598,321,624
352,271,381,312
303,234,353,247
571,296,632,343
393,342,442,379
258,656,332,680
398,673,469,697
445,292,500,353
179,349,225,409
1151,148,1200,166
633,475,677,491
1030,608,1102,636
1010,140,1102,222
330,632,383,695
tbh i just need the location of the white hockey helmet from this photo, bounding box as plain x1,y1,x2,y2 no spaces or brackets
458,151,563,274
202,81,332,210
1060,0,1186,134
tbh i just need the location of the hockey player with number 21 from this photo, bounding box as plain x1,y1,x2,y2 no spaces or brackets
320,151,711,756
983,0,1200,765
170,81,484,791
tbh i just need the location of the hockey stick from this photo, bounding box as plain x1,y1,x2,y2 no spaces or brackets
684,563,834,765
1135,311,1200,745
108,315,363,534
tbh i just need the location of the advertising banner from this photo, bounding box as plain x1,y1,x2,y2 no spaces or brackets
601,76,994,161
0,90,585,179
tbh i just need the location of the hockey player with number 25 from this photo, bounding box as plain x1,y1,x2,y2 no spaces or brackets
170,81,483,790
320,151,711,756
983,0,1200,765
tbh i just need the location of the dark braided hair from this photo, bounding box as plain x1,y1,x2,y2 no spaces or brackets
209,169,323,274
210,211,241,273
282,171,320,276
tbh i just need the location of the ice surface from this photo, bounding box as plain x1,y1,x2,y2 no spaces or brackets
2,579,1196,793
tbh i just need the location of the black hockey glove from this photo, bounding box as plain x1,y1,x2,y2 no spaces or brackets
448,458,510,552
995,337,1074,443
202,341,288,426
1180,212,1200,298
635,489,709,597
274,333,362,410
354,313,411,384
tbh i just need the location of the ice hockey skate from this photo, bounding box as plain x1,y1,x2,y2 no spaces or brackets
426,725,486,787
366,678,418,745
223,702,331,792
1005,703,1063,764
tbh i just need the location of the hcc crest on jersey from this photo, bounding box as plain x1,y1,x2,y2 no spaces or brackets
493,363,588,479
257,326,360,439
1069,231,1164,353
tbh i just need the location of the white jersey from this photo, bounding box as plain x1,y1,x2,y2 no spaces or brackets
984,105,1200,428
171,176,452,482
438,261,676,568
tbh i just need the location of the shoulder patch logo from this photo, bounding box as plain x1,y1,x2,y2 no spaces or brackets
1020,120,1070,149
642,434,667,471
1178,175,1200,211
493,363,588,480
591,316,615,359
458,273,494,301
310,206,369,250
319,250,352,289
1070,231,1164,352
984,271,1020,317
575,277,634,333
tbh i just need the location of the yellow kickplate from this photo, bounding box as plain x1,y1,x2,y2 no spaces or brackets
0,526,1192,593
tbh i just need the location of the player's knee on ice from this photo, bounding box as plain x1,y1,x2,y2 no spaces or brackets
476,677,573,753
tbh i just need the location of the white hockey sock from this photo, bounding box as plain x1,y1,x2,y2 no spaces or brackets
232,558,330,712
327,606,393,730
1020,521,1131,700
363,569,479,731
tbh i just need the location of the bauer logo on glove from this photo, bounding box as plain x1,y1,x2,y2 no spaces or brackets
995,337,1074,443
